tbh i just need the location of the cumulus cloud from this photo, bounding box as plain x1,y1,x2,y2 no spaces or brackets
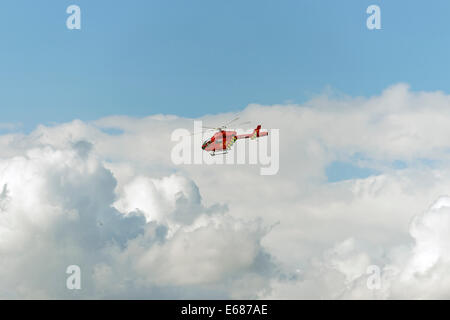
3,83,450,298
266,195,450,299
0,141,273,299
114,175,206,226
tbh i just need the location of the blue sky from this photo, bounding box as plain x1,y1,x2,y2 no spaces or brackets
1,0,450,130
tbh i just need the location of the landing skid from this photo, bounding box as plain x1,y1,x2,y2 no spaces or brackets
210,151,228,156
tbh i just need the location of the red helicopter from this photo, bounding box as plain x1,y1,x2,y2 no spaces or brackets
200,117,268,156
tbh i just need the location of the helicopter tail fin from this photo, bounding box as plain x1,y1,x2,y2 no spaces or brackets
251,125,262,139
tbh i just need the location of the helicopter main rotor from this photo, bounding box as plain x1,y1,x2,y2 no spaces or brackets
202,117,251,132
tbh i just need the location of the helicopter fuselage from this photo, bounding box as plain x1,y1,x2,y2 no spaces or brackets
201,125,268,155
202,130,237,153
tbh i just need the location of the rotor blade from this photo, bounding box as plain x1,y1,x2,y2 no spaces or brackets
224,116,240,127
202,112,243,129
180,129,214,137
237,121,252,126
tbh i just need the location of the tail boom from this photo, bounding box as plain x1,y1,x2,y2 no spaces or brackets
236,125,268,140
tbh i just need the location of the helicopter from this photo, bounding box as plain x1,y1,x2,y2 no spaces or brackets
200,117,268,156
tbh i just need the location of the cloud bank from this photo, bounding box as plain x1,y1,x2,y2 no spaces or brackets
2,84,450,298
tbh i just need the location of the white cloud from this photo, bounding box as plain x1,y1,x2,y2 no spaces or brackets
0,141,272,298
3,84,450,298
113,175,204,226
